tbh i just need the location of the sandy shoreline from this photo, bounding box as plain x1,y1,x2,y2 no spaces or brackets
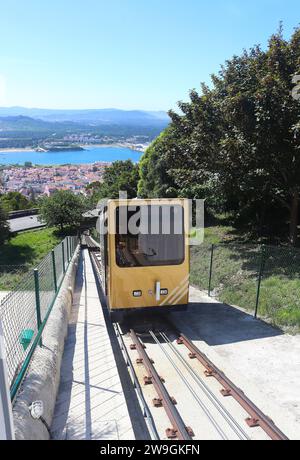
0,145,116,154
0,148,35,153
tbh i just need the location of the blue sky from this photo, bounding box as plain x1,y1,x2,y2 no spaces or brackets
0,0,299,110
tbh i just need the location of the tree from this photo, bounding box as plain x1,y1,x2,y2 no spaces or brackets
213,27,300,243
0,205,9,245
0,191,32,212
138,129,179,198
91,160,139,201
39,190,87,231
140,25,300,244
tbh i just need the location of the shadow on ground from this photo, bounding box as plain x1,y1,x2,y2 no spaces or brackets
116,294,282,348
170,299,283,347
0,243,36,266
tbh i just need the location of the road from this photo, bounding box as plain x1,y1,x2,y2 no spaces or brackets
8,215,46,233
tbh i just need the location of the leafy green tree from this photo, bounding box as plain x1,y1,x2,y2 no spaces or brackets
39,190,87,231
91,160,139,201
140,25,300,244
0,191,32,212
138,129,178,198
212,26,300,243
0,205,9,245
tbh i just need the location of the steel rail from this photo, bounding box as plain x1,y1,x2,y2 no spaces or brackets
114,323,160,440
159,331,250,440
130,329,193,440
177,332,289,441
149,330,229,440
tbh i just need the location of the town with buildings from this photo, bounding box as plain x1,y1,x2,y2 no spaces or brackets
62,134,150,152
0,163,109,199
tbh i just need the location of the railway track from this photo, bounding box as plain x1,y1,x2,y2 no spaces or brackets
85,234,288,441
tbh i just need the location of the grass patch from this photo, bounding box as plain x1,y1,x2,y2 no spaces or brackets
0,228,61,290
204,226,236,244
190,227,300,333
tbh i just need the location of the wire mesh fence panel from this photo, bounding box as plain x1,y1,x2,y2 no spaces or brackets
0,235,78,393
64,238,68,268
54,242,64,287
259,246,300,330
70,236,78,258
0,265,29,292
209,244,261,314
190,244,212,292
72,236,78,254
0,272,37,388
37,253,56,322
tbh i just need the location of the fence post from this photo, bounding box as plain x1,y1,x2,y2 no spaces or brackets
66,236,70,263
208,244,215,297
62,241,66,274
255,245,266,318
51,250,57,292
34,269,43,347
0,321,15,439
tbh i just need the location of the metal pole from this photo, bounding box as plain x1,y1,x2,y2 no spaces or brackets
69,236,71,260
208,244,214,297
62,241,66,274
255,245,266,318
66,236,70,263
0,321,15,440
34,269,43,347
51,250,57,292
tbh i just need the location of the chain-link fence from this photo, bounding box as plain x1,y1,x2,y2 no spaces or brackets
0,265,28,292
0,236,78,400
190,243,300,332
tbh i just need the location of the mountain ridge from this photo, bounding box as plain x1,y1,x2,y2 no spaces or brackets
0,107,169,126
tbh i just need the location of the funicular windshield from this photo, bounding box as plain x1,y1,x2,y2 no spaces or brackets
115,205,185,267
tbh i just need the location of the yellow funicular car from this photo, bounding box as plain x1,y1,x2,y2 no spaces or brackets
98,198,190,322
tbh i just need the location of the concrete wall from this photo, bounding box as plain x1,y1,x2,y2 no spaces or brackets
12,248,80,440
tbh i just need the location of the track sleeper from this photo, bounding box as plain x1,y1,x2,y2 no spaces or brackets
246,417,260,428
166,428,178,439
186,426,195,437
153,398,163,408
221,388,232,397
143,376,153,385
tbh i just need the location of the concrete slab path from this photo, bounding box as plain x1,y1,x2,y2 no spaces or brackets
51,250,135,440
8,215,45,233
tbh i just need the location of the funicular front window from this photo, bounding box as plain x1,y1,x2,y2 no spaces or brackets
115,205,185,267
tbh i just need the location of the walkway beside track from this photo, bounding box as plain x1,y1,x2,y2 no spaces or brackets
51,249,135,440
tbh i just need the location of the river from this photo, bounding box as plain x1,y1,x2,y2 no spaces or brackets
0,146,142,165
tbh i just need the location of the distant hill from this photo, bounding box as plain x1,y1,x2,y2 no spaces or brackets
0,111,169,149
0,107,170,127
0,115,85,131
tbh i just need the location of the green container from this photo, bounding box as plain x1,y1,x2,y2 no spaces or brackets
19,329,34,351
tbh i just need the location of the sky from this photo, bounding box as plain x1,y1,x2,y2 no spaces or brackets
0,0,299,111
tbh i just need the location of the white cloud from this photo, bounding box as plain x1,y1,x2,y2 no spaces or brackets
0,75,7,104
